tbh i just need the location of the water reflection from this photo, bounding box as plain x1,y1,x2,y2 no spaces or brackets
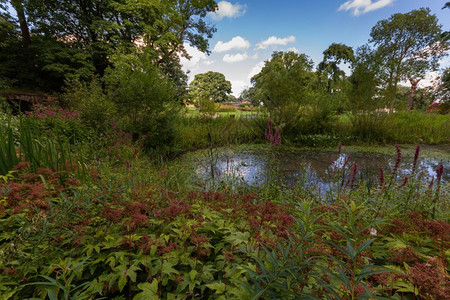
194,149,449,190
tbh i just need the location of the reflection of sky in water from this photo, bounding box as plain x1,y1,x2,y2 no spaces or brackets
194,150,449,190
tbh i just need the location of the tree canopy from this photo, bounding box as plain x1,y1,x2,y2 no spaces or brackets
251,51,316,111
318,43,355,93
369,8,448,110
0,0,217,92
188,71,232,104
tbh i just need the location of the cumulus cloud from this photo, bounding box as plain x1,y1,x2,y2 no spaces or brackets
256,36,296,50
210,1,247,21
213,36,250,53
180,43,212,71
248,61,265,80
230,80,246,96
338,0,394,16
223,52,249,63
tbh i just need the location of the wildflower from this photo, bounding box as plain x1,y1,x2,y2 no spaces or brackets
398,175,409,188
392,144,402,175
369,228,377,235
265,119,281,145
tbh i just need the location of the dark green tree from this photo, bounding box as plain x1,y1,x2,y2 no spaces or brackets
318,43,355,93
104,52,179,150
347,45,382,112
0,0,217,92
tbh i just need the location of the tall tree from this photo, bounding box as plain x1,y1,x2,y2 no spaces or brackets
0,0,217,92
188,71,232,104
370,8,448,111
251,51,316,120
10,0,30,48
26,0,217,76
348,45,382,112
318,43,354,93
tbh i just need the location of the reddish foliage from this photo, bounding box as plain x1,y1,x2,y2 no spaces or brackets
390,246,421,265
403,258,450,299
157,242,180,255
157,200,191,221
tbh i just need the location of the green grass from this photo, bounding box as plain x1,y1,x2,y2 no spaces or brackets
183,107,261,119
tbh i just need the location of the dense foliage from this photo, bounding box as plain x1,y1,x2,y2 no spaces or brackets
0,109,449,299
188,72,232,105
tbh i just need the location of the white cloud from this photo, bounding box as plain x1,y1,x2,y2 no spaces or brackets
230,80,246,96
338,0,394,16
287,47,299,53
180,43,211,71
251,53,259,59
223,52,249,63
248,61,265,80
210,1,247,21
213,36,250,53
256,36,296,50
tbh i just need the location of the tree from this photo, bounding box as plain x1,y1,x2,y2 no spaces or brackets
0,0,217,92
318,43,354,93
240,86,259,106
369,8,448,111
189,71,232,104
433,67,450,102
251,51,316,122
347,45,382,112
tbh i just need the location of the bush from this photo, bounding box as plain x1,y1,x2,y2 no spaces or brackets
62,78,116,132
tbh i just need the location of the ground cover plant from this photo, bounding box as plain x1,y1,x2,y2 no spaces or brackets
0,108,448,299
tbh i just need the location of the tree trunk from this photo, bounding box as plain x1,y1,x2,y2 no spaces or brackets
11,0,31,48
408,77,421,111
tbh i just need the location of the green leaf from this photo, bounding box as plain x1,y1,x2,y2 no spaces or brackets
161,261,179,277
133,280,159,300
205,282,226,294
189,270,197,282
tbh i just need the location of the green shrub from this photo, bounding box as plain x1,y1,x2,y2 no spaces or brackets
104,53,180,151
62,78,116,132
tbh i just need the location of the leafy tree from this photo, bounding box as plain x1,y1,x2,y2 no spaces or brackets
433,67,450,103
347,45,383,112
251,51,316,127
189,71,232,104
318,43,354,93
369,8,448,111
0,0,217,92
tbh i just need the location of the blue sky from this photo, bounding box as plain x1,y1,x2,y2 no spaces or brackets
180,0,450,96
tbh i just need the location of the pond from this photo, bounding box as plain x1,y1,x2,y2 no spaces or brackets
179,145,449,192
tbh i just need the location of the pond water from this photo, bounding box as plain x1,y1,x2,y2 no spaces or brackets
185,145,449,191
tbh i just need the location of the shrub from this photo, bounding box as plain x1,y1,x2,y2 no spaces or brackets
104,53,180,151
62,78,116,132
